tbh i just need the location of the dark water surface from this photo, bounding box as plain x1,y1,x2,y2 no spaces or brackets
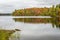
0,16,60,40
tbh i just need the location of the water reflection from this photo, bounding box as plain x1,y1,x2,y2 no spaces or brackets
13,18,60,28
0,16,60,40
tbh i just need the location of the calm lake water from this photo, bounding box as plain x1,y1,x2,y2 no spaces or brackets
0,16,60,40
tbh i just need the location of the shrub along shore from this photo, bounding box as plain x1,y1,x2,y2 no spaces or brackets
0,29,20,40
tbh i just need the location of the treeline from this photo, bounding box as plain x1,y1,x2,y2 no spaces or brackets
12,4,60,16
12,8,49,16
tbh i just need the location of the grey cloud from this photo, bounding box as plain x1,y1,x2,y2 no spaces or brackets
0,4,15,13
35,0,60,5
0,0,38,13
0,0,60,13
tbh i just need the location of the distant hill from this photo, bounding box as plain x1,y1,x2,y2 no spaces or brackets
0,13,11,16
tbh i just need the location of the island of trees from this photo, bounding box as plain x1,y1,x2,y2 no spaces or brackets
12,4,60,28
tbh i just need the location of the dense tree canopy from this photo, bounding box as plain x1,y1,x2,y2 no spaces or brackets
12,4,60,16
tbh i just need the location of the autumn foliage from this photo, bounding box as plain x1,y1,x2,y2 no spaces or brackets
12,7,49,16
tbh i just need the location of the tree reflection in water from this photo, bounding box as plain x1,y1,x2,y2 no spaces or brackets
13,17,60,28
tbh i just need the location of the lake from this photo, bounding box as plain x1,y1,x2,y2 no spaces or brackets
0,16,60,40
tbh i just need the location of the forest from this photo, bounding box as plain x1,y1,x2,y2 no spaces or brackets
12,4,60,16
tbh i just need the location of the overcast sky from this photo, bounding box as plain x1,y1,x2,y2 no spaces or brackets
0,0,60,13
